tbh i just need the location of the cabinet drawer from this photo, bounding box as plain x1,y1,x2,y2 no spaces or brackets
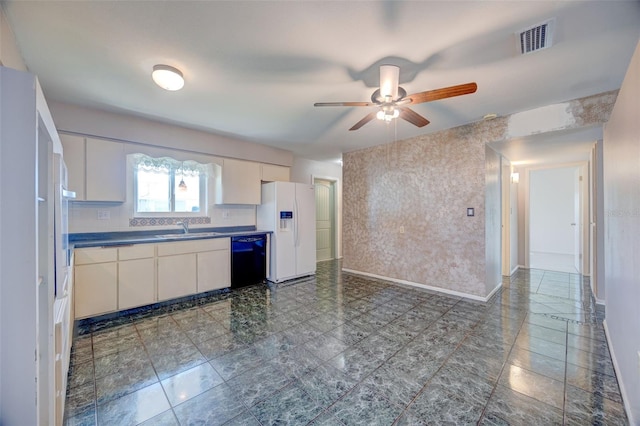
118,244,155,260
157,238,229,256
75,247,118,265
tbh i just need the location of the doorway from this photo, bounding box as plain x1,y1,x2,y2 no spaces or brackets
529,166,583,273
314,179,336,261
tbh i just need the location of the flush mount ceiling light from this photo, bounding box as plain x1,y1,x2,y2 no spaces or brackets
152,64,184,91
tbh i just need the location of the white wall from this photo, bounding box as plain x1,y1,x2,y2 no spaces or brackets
291,157,343,259
50,102,293,167
0,11,27,422
603,39,640,425
594,140,606,301
0,7,26,71
529,166,577,255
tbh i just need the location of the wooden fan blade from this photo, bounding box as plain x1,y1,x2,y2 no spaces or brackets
349,111,377,131
408,82,477,105
399,108,430,128
314,101,374,107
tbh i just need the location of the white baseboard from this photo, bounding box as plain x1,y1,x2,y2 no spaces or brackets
341,268,500,302
603,320,635,426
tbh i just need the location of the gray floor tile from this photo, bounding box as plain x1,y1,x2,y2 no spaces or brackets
508,346,566,382
250,382,323,425
173,383,247,426
361,364,425,407
96,383,169,426
137,409,179,426
222,410,261,426
208,346,263,380
565,362,623,404
402,382,485,425
160,362,224,406
95,361,158,405
565,384,628,425
482,385,564,425
296,363,359,408
65,261,624,426
329,383,403,426
228,360,293,407
302,333,349,361
499,364,565,409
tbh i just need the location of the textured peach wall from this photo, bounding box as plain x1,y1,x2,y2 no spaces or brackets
343,120,507,298
343,91,618,299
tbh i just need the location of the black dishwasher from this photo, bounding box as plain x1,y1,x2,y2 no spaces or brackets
231,234,267,288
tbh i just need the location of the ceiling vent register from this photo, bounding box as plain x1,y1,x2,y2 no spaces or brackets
518,18,555,55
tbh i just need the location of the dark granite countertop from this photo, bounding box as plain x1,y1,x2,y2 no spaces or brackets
70,226,271,248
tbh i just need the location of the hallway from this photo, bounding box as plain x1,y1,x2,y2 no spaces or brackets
64,261,626,425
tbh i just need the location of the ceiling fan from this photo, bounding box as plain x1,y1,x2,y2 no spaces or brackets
314,65,477,131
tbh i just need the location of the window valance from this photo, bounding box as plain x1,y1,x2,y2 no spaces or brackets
130,153,210,177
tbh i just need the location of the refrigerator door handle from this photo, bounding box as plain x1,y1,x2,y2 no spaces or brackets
294,198,299,247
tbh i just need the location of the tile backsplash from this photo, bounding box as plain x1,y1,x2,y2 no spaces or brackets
69,202,255,233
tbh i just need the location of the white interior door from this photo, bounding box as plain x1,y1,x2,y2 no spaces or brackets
529,166,578,273
315,179,334,262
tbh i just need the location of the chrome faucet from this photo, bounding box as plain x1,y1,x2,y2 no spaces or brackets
176,220,189,234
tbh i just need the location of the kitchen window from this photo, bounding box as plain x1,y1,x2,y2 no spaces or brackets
131,154,209,215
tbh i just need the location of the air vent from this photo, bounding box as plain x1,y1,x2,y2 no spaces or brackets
518,18,555,55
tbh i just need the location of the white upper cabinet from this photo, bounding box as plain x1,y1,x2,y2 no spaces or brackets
215,158,261,204
86,138,125,202
60,134,85,199
261,164,290,182
59,135,126,202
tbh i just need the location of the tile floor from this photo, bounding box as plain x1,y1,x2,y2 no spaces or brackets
64,260,628,425
529,251,580,274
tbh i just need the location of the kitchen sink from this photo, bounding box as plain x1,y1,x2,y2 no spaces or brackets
155,232,222,240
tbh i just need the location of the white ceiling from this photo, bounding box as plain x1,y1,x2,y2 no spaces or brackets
3,1,640,163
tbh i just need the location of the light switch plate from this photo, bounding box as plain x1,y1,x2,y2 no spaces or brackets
467,208,474,217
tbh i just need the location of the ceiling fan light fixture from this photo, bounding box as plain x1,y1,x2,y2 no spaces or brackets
379,65,399,100
152,64,184,91
377,107,399,122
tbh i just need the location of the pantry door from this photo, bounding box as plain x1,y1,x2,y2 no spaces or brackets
315,179,335,261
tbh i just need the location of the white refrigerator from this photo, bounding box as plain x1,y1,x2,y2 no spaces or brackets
257,182,316,283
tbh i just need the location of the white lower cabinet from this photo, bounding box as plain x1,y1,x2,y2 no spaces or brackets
157,238,230,299
119,258,155,309
75,262,118,318
158,254,197,301
118,244,155,309
197,250,230,292
74,237,231,318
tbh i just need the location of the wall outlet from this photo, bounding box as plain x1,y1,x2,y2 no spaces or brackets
97,210,110,220
399,226,405,234
222,210,230,219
